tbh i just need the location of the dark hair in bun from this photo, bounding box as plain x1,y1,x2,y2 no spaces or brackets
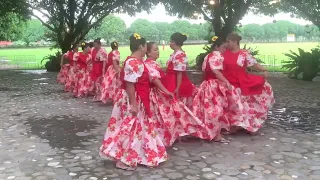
226,33,242,45
210,36,225,48
129,33,146,52
111,41,118,50
89,42,94,48
94,38,102,45
170,32,187,46
81,42,89,50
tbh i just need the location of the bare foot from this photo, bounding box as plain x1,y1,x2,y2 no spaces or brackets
116,161,136,171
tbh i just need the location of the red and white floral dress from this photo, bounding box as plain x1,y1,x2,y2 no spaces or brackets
91,48,108,98
64,52,79,92
161,50,197,108
99,50,122,103
57,51,75,84
145,58,213,146
73,52,93,98
99,57,168,168
223,49,275,132
192,51,248,134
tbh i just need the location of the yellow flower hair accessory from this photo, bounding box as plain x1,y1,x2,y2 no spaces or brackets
212,36,218,42
182,33,188,37
113,42,118,46
81,42,86,46
133,33,141,40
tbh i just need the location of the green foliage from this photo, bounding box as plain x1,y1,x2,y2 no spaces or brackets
0,13,25,41
21,19,45,45
0,0,29,18
283,47,320,81
41,52,62,72
29,0,158,53
279,0,320,28
87,15,127,43
161,0,278,40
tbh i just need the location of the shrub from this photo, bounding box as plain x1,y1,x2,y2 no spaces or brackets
283,47,320,81
41,51,62,72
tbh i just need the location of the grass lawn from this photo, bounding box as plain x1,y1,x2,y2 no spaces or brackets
0,42,318,70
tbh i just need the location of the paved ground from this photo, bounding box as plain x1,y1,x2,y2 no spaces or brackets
0,70,320,180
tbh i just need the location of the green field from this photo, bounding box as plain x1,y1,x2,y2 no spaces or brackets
0,42,318,70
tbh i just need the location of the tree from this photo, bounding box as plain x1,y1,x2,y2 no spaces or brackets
0,13,25,41
242,24,265,41
29,0,157,53
21,19,45,45
0,0,29,18
279,0,320,28
161,0,278,40
86,15,126,43
127,19,159,41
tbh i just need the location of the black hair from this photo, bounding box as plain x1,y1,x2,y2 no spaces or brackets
81,42,90,50
147,42,156,53
129,34,146,52
170,32,187,46
94,38,101,45
111,41,119,50
89,42,94,48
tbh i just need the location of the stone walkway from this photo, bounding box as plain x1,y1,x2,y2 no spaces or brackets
0,70,320,180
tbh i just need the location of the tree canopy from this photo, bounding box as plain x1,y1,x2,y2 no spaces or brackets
0,13,25,41
29,0,157,52
280,0,320,28
0,0,29,18
161,0,278,39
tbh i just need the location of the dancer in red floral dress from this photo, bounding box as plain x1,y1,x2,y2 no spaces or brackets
100,41,122,103
57,44,78,85
100,34,167,170
193,36,248,142
223,33,275,134
73,42,93,98
161,32,197,108
91,38,108,99
145,42,214,146
63,45,80,92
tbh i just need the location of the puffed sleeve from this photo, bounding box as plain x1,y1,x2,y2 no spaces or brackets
244,50,257,67
145,60,161,81
112,51,120,62
208,51,224,70
172,51,188,71
123,58,144,83
97,49,108,61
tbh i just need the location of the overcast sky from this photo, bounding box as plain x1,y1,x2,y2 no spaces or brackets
115,4,310,27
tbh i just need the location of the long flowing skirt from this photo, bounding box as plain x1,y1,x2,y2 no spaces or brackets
237,82,275,132
150,88,213,147
57,64,70,84
73,68,93,98
64,66,77,92
193,79,253,133
192,80,229,133
99,89,168,167
99,66,122,103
